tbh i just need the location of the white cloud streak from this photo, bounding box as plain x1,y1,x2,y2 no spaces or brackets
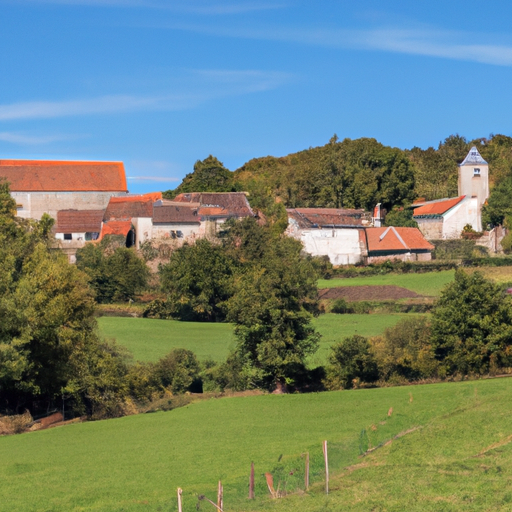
0,70,291,122
0,132,74,144
8,0,284,14
165,22,512,67
127,176,180,182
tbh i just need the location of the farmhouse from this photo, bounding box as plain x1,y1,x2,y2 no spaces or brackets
286,207,369,265
286,207,433,265
100,192,162,248
0,159,128,220
152,200,201,240
365,226,434,263
412,147,489,238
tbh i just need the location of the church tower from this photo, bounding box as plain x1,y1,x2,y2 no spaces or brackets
458,146,489,212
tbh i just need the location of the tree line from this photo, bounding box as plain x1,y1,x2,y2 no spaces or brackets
164,133,512,231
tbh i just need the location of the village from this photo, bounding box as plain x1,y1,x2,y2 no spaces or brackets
0,145,504,265
3,1,512,509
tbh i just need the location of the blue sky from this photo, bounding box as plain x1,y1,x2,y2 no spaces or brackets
2,1,512,194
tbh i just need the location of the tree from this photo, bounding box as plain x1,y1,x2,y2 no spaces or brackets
481,176,512,227
163,155,237,198
0,181,132,416
430,270,512,375
384,206,418,228
76,242,150,303
324,335,379,390
159,239,236,321
227,236,320,391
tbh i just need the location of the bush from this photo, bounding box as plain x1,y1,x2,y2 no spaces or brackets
153,349,202,394
331,298,349,314
371,317,437,382
324,335,379,390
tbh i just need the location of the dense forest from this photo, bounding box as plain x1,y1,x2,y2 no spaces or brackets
164,134,512,228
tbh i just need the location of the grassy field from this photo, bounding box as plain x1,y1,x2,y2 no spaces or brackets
98,314,415,364
318,270,455,296
98,317,236,362
2,377,512,511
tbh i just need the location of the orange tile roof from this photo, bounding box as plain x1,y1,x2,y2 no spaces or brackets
99,221,133,240
0,159,127,192
412,196,465,217
366,227,434,252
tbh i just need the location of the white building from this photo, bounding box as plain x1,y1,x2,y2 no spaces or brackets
413,146,489,238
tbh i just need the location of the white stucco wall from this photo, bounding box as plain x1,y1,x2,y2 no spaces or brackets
458,163,489,212
300,228,364,265
442,197,480,238
132,217,154,248
151,223,201,241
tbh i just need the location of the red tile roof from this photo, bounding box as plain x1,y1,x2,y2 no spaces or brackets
366,227,434,252
287,208,366,228
103,193,159,221
412,196,465,217
153,202,200,224
0,159,127,192
173,192,254,218
55,209,103,233
99,221,133,240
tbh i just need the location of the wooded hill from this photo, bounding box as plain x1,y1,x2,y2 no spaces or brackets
164,134,512,222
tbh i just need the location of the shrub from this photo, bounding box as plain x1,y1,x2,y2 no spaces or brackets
331,298,349,314
324,335,379,390
371,316,437,382
153,349,202,394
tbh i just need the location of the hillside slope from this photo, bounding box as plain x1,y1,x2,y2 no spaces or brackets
2,378,512,511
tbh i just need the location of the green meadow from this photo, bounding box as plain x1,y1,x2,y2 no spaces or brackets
98,314,416,364
2,377,512,511
318,269,455,296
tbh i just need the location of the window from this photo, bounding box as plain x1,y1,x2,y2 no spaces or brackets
474,168,481,177
63,233,72,240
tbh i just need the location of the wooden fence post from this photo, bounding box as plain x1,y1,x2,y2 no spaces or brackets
305,452,309,490
323,440,329,495
177,488,183,512
217,480,223,511
249,462,255,499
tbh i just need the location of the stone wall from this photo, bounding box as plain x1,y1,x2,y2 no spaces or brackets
416,218,443,240
12,191,126,220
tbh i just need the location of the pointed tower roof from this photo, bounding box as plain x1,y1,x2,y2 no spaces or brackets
459,146,487,166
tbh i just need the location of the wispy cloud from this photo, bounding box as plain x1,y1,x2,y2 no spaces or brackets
127,176,180,183
127,160,181,183
9,0,285,14
164,22,512,67
0,132,75,144
0,70,291,121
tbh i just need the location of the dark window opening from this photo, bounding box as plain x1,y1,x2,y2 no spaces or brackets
63,233,72,240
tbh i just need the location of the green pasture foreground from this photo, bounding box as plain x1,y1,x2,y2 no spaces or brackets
98,314,416,364
318,269,455,296
2,378,512,511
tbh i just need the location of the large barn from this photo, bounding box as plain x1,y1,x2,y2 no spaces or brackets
0,159,128,220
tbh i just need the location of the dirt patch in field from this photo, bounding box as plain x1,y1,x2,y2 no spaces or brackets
319,285,421,302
